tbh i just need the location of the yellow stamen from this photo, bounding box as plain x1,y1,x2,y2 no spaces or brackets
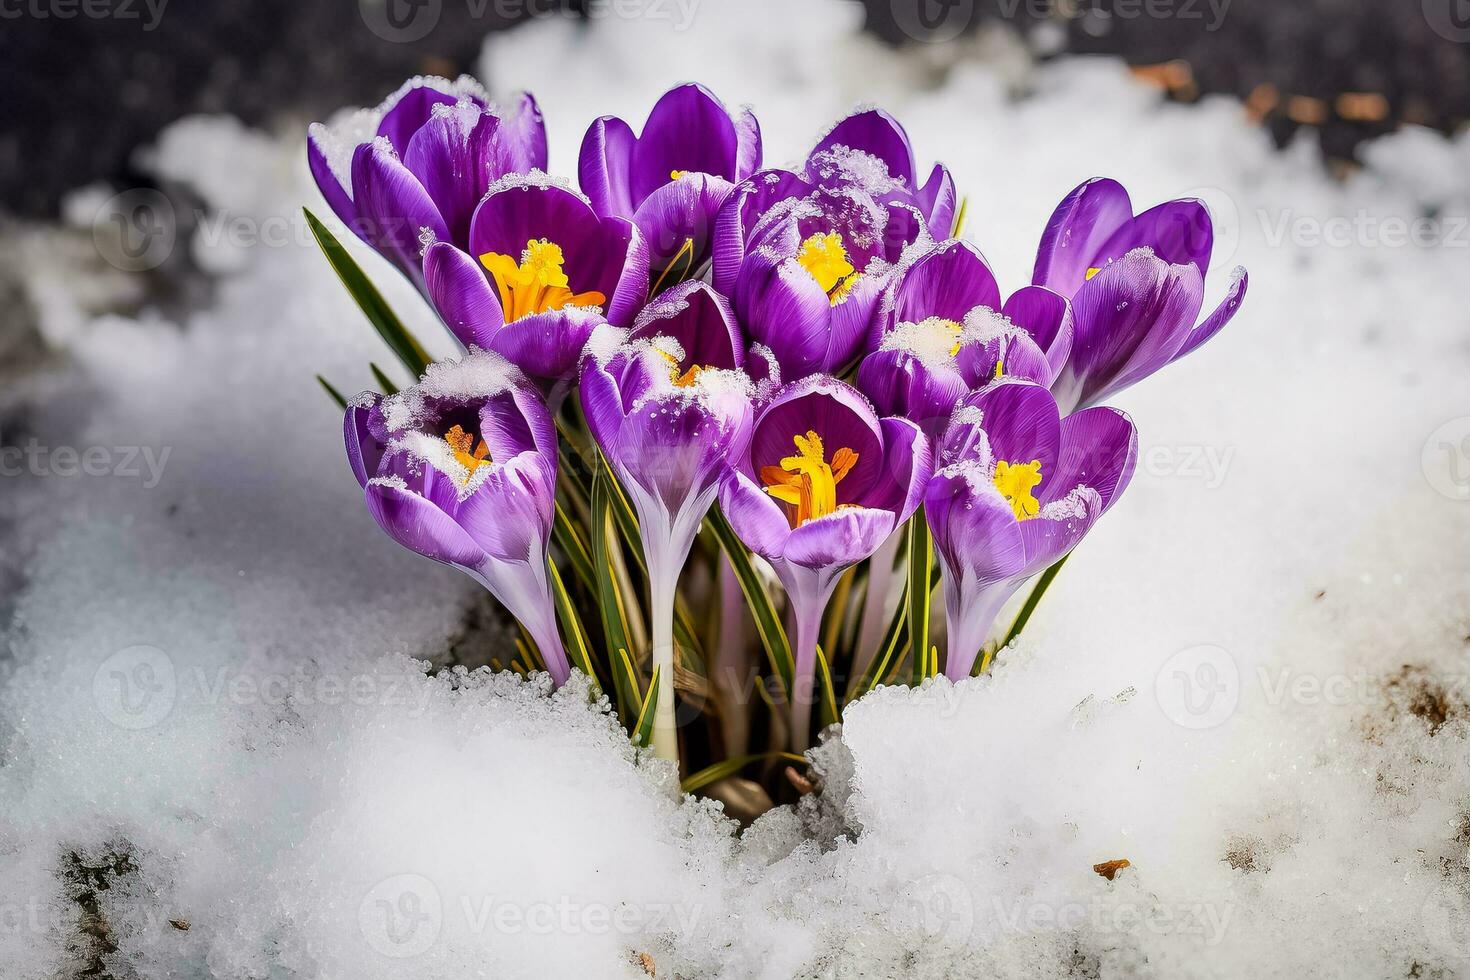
796,232,862,306
1085,266,1103,280
994,357,1004,381
993,459,1043,521
670,169,687,180
760,430,859,527
445,424,492,484
656,347,707,388
479,239,607,322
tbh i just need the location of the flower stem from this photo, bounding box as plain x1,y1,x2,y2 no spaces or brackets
649,569,680,764
789,599,827,752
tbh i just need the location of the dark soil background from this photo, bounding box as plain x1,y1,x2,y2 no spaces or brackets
2,0,1468,218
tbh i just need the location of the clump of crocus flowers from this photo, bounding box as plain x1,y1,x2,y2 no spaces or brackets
309,75,1247,787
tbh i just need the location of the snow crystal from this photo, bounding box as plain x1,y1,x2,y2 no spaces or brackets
880,316,965,369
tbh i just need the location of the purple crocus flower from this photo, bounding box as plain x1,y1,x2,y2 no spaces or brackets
925,379,1137,679
722,187,931,381
719,376,930,747
308,76,547,290
856,240,1074,439
807,107,956,242
581,326,754,761
421,175,649,387
580,83,761,284
345,349,569,684
1033,178,1249,412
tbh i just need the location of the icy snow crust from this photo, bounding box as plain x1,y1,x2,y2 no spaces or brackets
4,0,1470,977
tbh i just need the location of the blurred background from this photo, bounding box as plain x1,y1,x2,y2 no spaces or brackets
4,0,1468,222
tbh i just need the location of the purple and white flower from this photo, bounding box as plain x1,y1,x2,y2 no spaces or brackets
308,76,546,290
924,379,1137,679
345,349,568,683
581,326,754,759
719,375,930,746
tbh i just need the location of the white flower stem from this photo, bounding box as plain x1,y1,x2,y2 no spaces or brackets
649,568,680,764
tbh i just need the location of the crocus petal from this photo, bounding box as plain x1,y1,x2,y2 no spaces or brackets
1033,177,1134,296
617,394,736,513
1098,198,1214,277
631,83,739,205
733,107,763,181
579,115,638,217
350,141,450,280
452,456,553,564
423,241,503,350
376,84,459,153
492,92,548,175
734,247,834,380
916,163,957,240
924,471,1025,584
811,108,917,185
1017,487,1102,569
487,308,606,384
956,331,1053,389
856,350,967,441
783,506,896,570
891,240,1002,327
1053,406,1138,512
710,169,812,291
1066,252,1205,408
1002,285,1074,377
404,102,497,249
960,380,1062,480
718,468,793,562
631,279,743,370
365,480,485,568
345,398,384,488
307,132,358,228
868,416,931,520
634,173,735,275
1175,267,1249,360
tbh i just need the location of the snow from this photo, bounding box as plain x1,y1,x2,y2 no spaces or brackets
3,0,1470,976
